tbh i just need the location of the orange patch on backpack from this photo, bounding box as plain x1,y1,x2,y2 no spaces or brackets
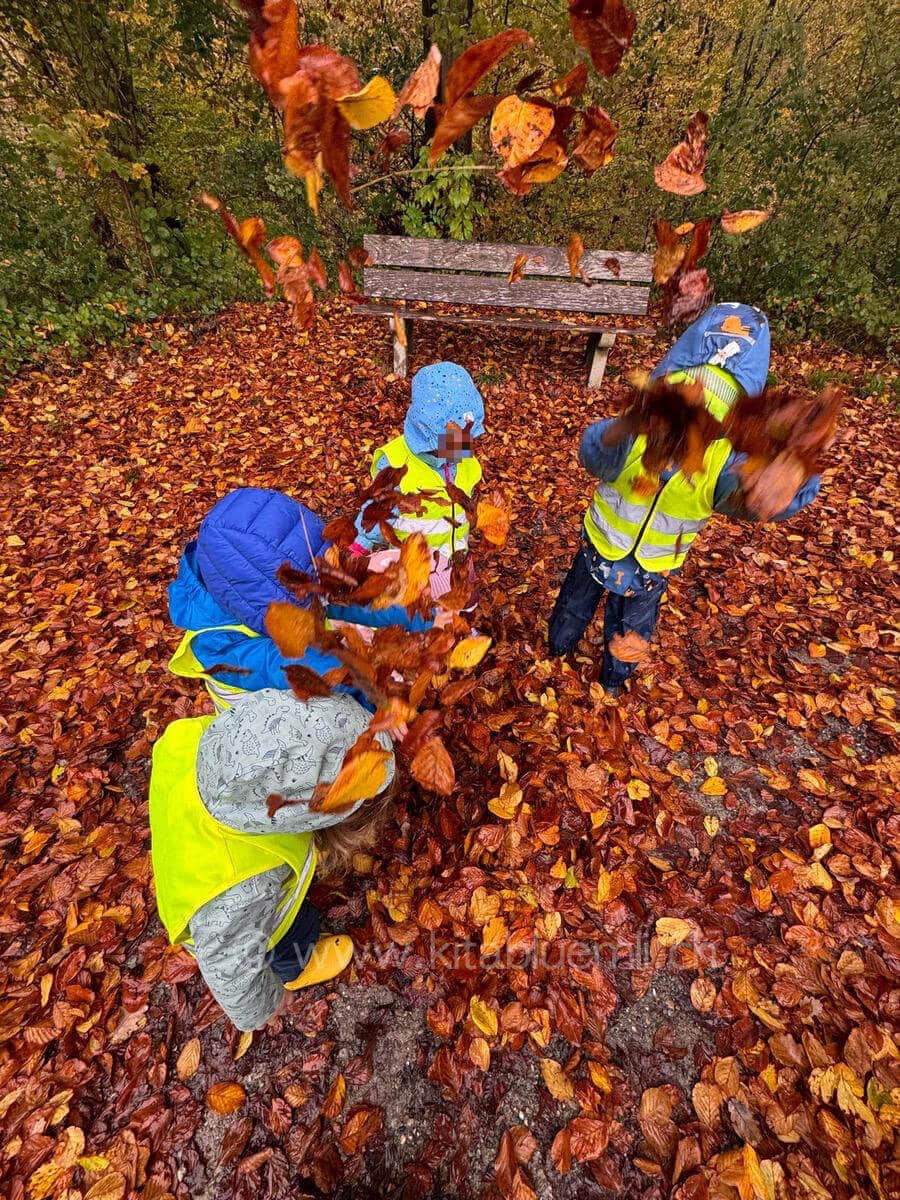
721,315,751,335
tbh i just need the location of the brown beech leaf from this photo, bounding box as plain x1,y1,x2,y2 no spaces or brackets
265,602,316,658
608,630,650,663
175,1037,201,1080
567,232,585,280
654,110,709,195
568,0,636,77
306,248,328,289
567,1116,610,1162
199,193,276,294
444,29,533,109
397,44,442,117
322,1072,346,1119
285,663,333,701
339,1105,384,1155
508,253,530,284
411,737,456,795
571,106,619,174
603,255,621,276
551,62,589,99
430,95,500,165
490,96,555,167
376,127,411,166
218,1115,254,1167
206,1081,247,1115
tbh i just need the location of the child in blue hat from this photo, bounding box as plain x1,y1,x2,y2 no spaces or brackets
352,363,486,596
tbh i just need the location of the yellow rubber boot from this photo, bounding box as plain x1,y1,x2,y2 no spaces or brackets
284,935,353,990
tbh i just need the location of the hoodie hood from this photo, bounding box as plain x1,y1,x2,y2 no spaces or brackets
651,303,771,397
168,542,235,631
196,689,395,835
404,362,486,456
191,488,329,634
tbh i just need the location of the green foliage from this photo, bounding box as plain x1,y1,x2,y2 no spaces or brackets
401,150,488,240
0,0,895,381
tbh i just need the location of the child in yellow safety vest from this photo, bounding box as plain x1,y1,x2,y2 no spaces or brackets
351,362,485,599
149,689,394,1031
548,304,822,696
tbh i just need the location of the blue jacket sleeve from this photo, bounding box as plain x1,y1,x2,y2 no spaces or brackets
579,419,634,481
714,453,822,521
190,628,343,693
327,601,432,632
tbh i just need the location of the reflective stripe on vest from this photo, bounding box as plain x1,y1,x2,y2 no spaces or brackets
372,434,482,553
168,624,257,712
583,373,737,573
149,716,316,948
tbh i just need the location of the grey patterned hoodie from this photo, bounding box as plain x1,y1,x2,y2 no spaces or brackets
190,689,394,1031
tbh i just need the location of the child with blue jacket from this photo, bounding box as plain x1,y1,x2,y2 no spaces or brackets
168,487,426,711
548,304,822,695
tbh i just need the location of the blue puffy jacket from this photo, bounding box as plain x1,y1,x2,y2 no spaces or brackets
168,489,427,698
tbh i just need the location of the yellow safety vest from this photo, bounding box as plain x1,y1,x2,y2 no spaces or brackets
168,625,258,712
148,716,316,948
583,367,739,574
371,435,482,554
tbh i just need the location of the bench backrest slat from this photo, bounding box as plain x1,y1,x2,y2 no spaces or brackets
364,234,653,285
362,267,650,316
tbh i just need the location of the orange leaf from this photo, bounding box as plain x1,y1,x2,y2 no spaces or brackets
567,232,585,280
339,1105,384,1154
322,1072,347,1119
397,44,442,117
490,96,555,168
444,29,533,108
411,737,455,795
508,253,529,284
264,601,316,658
654,111,709,195
176,1037,201,1080
476,498,511,546
608,630,650,663
313,744,391,814
206,1081,247,1115
429,95,499,164
571,106,618,174
721,208,771,235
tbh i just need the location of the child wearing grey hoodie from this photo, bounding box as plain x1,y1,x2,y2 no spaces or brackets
149,689,395,1032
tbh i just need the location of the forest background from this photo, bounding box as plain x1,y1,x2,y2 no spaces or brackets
0,0,897,382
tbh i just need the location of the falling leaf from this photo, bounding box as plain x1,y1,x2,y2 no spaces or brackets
490,96,555,168
476,498,511,546
429,94,500,165
265,601,316,658
568,0,636,77
444,29,533,109
508,253,530,284
206,1081,247,1115
567,233,585,280
448,635,492,671
199,193,276,293
313,744,391,813
721,208,772,234
571,105,619,174
551,62,589,99
654,111,709,195
397,44,442,117
337,75,397,129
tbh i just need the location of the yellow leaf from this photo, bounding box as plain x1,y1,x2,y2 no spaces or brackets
476,499,511,546
563,866,578,889
234,1030,253,1060
84,1173,127,1200
336,75,397,129
700,776,727,796
488,782,522,820
541,1057,574,1100
655,917,692,947
588,1061,612,1092
448,635,492,671
741,1142,773,1200
77,1156,109,1174
317,746,391,813
595,867,614,905
469,995,498,1036
703,757,719,776
808,822,831,849
627,778,650,801
490,94,555,167
176,1037,201,1080
40,973,52,1006
721,209,772,235
264,602,315,658
704,815,720,837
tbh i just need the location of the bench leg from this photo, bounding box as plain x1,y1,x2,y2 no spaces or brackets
587,332,616,389
390,315,408,377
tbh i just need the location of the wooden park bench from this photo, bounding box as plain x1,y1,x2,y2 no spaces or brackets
357,235,656,389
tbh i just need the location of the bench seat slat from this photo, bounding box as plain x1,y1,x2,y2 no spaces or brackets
363,268,650,316
356,304,656,337
363,234,653,283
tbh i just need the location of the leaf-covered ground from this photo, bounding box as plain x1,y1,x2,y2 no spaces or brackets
1,303,897,1200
